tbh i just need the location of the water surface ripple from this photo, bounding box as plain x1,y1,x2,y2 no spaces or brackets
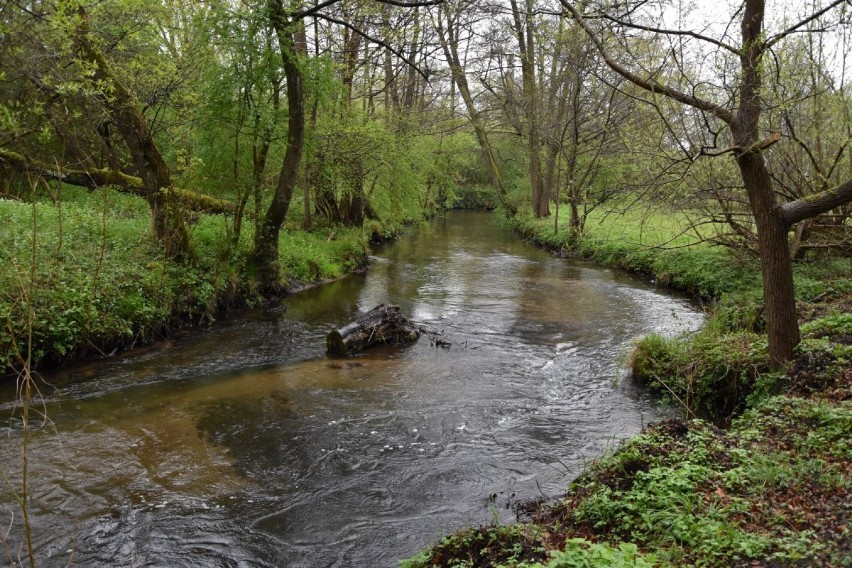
0,212,703,567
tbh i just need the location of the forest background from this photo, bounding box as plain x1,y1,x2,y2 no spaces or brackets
1,0,851,564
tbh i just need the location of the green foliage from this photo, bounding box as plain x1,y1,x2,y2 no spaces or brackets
711,289,767,333
410,131,490,211
574,461,714,534
570,454,776,565
800,311,852,339
403,536,657,568
304,109,452,228
0,192,156,369
543,539,656,568
735,396,852,463
628,333,686,391
0,185,372,374
278,228,368,284
629,328,768,420
544,406,848,566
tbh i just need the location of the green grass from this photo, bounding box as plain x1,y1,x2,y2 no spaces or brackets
509,207,760,299
0,186,371,375
277,226,368,284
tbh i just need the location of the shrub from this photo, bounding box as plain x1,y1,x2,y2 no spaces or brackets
630,328,769,421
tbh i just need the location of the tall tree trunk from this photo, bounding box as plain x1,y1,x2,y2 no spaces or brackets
382,6,400,113
302,99,318,231
733,0,799,366
341,19,362,106
401,8,421,110
511,0,548,217
254,3,306,292
737,153,800,365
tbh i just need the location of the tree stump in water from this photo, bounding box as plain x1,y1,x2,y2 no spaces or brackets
326,304,420,355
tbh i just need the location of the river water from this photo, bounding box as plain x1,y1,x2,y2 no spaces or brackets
0,212,703,567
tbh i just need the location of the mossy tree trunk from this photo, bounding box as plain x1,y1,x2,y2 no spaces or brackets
70,6,190,260
253,1,306,293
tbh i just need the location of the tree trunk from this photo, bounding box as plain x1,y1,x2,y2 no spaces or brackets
71,6,190,259
734,0,798,366
737,151,801,366
510,0,549,218
254,5,306,293
432,4,510,211
569,183,582,236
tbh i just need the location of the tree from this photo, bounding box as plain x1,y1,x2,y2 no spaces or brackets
195,3,286,245
508,0,549,217
252,0,442,291
72,3,195,258
429,0,510,210
1,1,200,258
251,0,306,292
767,33,852,257
480,2,630,229
561,0,852,366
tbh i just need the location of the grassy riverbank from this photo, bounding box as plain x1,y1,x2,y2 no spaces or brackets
0,188,373,376
403,209,851,567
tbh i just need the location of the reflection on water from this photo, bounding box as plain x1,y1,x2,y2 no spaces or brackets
0,212,703,567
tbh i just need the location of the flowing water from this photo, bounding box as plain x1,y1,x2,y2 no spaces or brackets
0,212,703,567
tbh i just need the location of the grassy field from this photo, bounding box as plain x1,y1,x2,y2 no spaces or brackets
404,207,851,567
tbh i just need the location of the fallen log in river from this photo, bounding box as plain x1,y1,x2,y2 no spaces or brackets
326,304,420,355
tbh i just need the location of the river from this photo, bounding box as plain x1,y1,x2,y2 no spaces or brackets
0,211,703,567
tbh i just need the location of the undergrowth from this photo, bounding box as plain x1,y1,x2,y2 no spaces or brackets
0,186,371,375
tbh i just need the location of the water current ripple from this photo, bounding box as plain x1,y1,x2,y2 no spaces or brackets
0,212,703,567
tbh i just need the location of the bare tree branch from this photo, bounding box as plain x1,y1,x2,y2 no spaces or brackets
290,0,344,20
764,0,847,49
559,0,734,125
373,0,443,7
291,0,442,20
599,14,741,56
313,13,429,78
